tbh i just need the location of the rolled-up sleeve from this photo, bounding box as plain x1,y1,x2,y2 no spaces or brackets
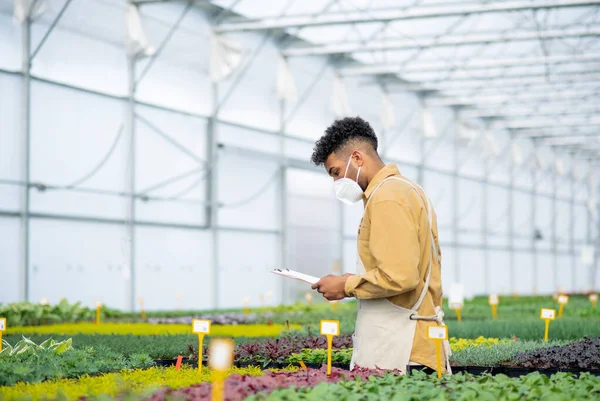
345,200,421,299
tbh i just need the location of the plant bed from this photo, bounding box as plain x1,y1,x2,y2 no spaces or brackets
512,336,600,370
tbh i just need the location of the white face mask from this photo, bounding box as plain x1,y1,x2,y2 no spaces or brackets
334,155,363,204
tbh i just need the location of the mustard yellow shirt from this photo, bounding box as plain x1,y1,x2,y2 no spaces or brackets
344,164,445,371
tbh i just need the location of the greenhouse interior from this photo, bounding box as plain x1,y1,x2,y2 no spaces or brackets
1,0,599,399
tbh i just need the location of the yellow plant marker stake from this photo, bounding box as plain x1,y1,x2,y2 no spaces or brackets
557,295,569,318
299,360,307,370
450,302,463,322
137,297,146,319
209,339,234,401
95,301,103,324
540,308,556,342
243,297,250,315
488,295,499,320
305,292,313,306
330,300,339,313
0,318,6,352
427,325,448,378
192,319,212,373
320,320,340,376
590,294,598,309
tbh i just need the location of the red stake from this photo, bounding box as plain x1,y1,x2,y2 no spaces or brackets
175,355,183,371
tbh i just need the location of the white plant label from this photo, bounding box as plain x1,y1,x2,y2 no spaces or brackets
427,325,448,340
0,318,5,331
540,309,556,320
450,302,463,310
209,340,234,371
488,295,499,306
320,320,340,336
192,319,211,334
558,295,569,305
590,294,598,302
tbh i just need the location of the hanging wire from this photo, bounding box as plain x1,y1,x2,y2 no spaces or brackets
221,167,282,209
53,124,124,190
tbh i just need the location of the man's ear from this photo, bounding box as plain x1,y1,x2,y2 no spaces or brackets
352,150,364,166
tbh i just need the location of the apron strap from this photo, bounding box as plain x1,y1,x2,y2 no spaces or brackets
364,176,437,312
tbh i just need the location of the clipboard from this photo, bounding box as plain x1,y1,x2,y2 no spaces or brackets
271,269,320,285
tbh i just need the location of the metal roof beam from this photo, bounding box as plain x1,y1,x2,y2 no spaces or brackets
216,0,598,32
442,81,600,96
427,89,598,106
395,74,600,93
498,120,600,129
463,108,600,119
340,53,600,76
284,26,600,57
543,135,600,145
516,128,600,138
377,68,600,87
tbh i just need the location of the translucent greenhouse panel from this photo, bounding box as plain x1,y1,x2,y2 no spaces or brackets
343,239,358,275
486,186,509,247
135,5,212,115
284,136,314,161
343,203,363,237
536,253,555,295
439,246,456,295
555,201,570,252
487,251,512,296
218,122,280,156
215,32,280,132
0,217,20,303
217,231,279,308
556,255,574,294
512,191,532,248
0,12,21,70
457,178,482,245
134,105,207,226
514,251,535,295
423,170,453,242
457,249,485,297
284,58,336,141
344,76,381,134
574,247,592,293
0,73,21,211
534,197,552,251
457,146,485,179
30,1,128,96
218,152,279,230
574,205,589,241
396,164,418,183
384,121,421,165
135,226,212,311
423,108,455,173
29,219,129,309
29,81,128,219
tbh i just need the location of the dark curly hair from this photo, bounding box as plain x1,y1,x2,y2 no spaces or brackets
311,117,378,166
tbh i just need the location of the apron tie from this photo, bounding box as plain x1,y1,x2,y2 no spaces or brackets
410,306,453,374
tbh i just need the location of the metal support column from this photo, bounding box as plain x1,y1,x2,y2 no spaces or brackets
587,161,595,290
569,153,576,292
552,169,558,292
126,48,137,312
417,96,426,186
508,134,515,295
453,109,460,284
482,132,489,294
207,83,219,309
532,166,538,294
279,97,288,305
19,8,32,302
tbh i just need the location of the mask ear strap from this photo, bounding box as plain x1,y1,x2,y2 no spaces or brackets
343,155,353,178
355,165,361,181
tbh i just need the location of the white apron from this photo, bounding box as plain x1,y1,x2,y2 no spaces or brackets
349,176,452,374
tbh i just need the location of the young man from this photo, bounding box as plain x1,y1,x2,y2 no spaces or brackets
310,116,450,373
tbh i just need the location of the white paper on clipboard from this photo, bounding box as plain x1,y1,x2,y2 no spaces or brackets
271,269,319,285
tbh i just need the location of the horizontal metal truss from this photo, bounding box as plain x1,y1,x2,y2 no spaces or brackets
216,0,598,32
284,26,600,57
341,53,600,76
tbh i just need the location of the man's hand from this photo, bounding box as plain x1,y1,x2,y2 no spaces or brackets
311,273,354,301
